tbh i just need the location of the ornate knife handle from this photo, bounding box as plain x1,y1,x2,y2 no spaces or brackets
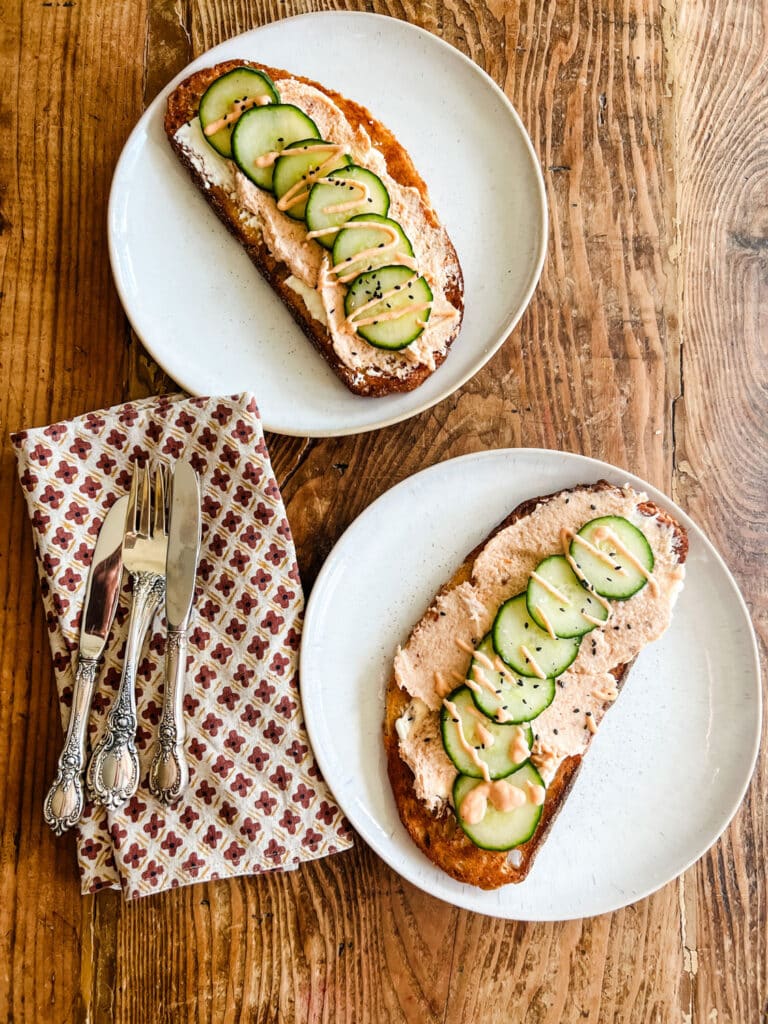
148,629,190,805
43,656,101,834
87,571,165,809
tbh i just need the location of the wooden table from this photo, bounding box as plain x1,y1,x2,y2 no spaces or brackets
2,1,765,1020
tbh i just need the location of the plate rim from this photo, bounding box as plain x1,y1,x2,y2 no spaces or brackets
107,11,548,437
300,447,763,919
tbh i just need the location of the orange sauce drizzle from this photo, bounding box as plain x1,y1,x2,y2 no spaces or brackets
203,94,271,136
459,779,526,825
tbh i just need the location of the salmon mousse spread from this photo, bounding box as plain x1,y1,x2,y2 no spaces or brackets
389,482,687,867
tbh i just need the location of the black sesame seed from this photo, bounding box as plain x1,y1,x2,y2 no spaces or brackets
534,733,540,741
586,711,592,716
553,729,559,735
517,680,523,687
277,137,284,142
573,707,580,713
452,718,459,724
557,680,565,688
533,684,539,689
565,498,570,504
590,504,596,510
495,689,502,695
423,738,431,743
627,624,632,630
524,622,529,629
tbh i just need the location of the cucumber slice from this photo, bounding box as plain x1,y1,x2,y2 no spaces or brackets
331,214,415,283
272,139,352,221
304,165,390,249
526,554,609,639
231,104,320,191
454,764,546,851
198,68,280,158
468,635,556,723
440,687,534,780
344,266,433,350
571,516,655,600
492,594,580,678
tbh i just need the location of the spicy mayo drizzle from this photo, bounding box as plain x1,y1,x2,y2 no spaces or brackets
328,220,417,283
203,94,271,136
459,779,527,825
593,525,659,594
560,528,613,616
256,143,353,213
443,699,490,782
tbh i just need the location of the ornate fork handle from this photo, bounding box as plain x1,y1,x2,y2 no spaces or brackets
148,629,190,804
43,656,100,834
87,571,165,808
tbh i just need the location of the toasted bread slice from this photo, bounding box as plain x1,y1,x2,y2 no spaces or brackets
385,481,688,889
164,61,464,397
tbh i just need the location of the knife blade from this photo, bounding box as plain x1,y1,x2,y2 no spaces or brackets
43,495,128,834
148,461,201,804
166,460,202,632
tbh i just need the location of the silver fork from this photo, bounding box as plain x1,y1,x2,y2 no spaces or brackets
87,465,168,808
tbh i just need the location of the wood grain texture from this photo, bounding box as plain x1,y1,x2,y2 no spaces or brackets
0,0,764,1022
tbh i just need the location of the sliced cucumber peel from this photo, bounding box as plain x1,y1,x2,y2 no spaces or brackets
344,265,433,350
331,214,415,283
526,554,609,639
231,104,320,191
199,68,280,158
304,165,390,249
468,635,556,723
272,139,352,221
440,687,534,780
453,763,545,851
492,594,580,678
571,515,655,600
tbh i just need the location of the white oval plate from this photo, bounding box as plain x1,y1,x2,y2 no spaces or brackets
301,450,761,919
108,12,547,437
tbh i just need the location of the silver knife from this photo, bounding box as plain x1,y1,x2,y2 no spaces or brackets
148,461,201,805
43,495,128,834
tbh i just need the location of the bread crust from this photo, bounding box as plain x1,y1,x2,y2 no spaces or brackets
384,480,689,889
164,60,464,397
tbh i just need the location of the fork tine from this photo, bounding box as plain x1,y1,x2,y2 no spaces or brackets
153,465,167,537
126,464,141,534
138,462,152,538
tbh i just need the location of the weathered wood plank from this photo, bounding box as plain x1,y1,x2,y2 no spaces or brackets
669,0,768,1020
0,0,149,1021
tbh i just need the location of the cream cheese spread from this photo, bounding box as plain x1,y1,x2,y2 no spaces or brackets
173,78,461,379
394,486,686,811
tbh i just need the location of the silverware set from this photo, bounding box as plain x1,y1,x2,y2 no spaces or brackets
43,461,201,835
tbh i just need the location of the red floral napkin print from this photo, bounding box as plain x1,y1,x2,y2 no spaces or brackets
11,393,352,899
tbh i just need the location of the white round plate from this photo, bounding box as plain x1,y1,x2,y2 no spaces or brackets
108,12,546,437
301,449,761,919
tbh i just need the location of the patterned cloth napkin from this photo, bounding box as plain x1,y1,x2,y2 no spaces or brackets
11,393,352,899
